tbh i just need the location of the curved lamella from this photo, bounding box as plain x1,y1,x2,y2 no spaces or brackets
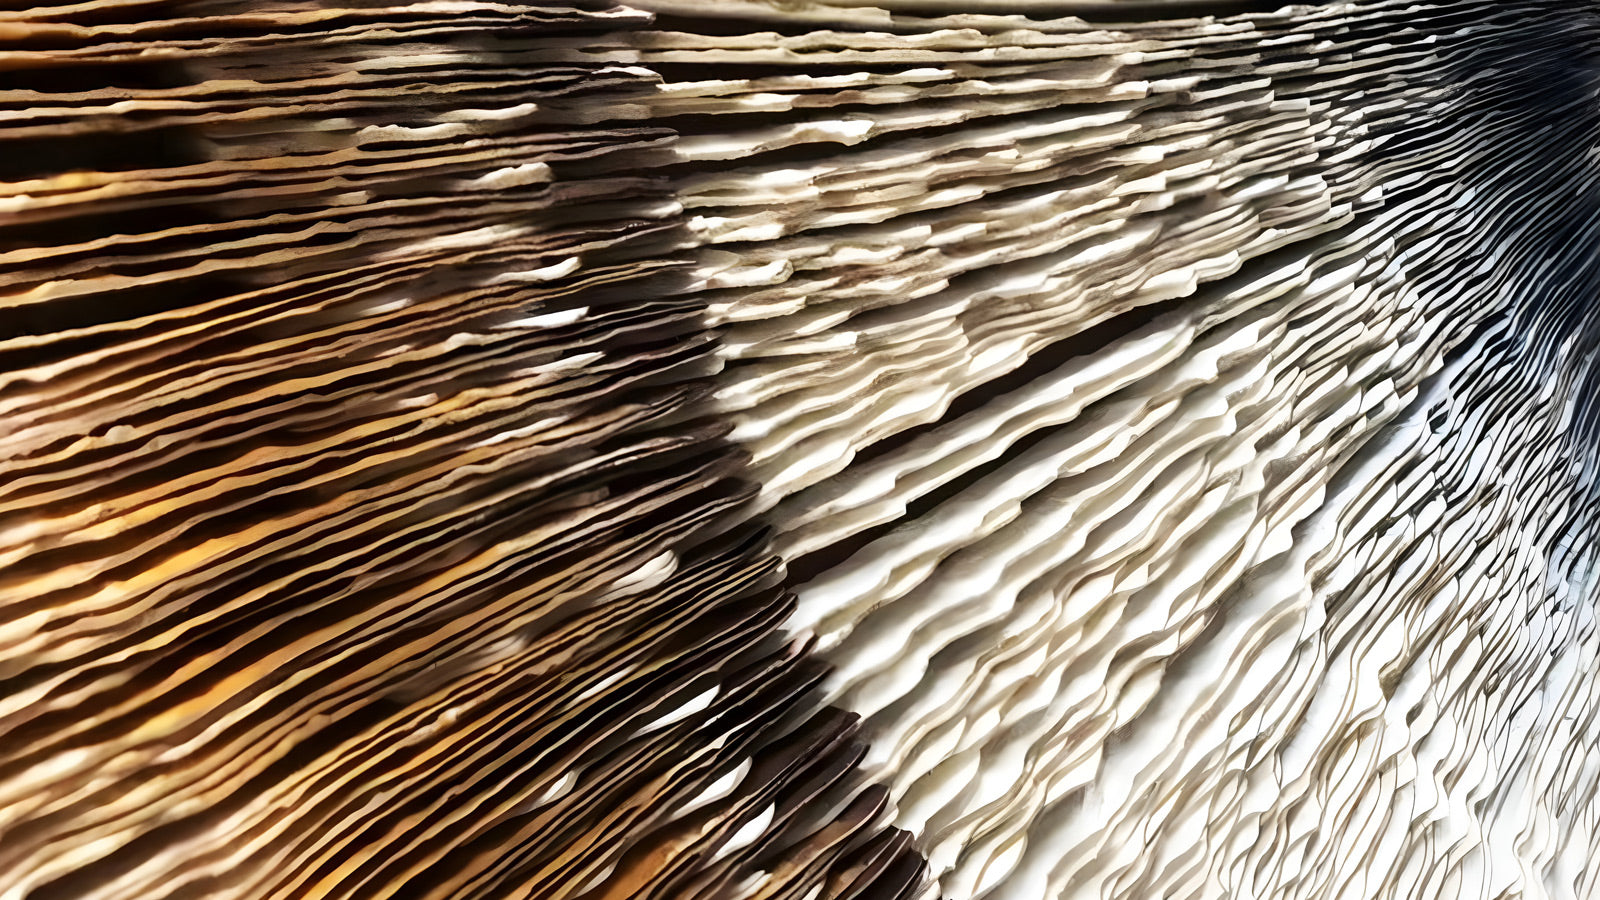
0,3,926,900
1,1,1598,900
626,1,1600,898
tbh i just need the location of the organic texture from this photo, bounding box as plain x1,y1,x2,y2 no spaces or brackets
2,1,1599,900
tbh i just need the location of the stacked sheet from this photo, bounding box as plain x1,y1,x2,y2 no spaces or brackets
2,1,1598,899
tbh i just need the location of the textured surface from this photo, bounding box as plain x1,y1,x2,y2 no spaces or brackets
0,4,921,900
638,3,1600,896
2,1,1600,900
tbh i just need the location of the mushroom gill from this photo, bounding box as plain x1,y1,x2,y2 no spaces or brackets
1,2,1598,900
